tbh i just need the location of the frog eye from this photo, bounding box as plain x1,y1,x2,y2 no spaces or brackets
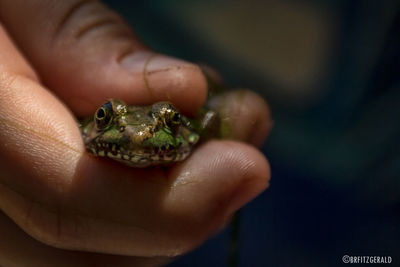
95,101,113,130
164,111,181,129
171,112,181,124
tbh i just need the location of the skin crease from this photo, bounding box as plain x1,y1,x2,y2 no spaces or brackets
0,1,272,266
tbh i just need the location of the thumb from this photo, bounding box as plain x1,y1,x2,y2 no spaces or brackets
0,0,207,116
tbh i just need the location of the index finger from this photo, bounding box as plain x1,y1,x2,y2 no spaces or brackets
0,0,207,116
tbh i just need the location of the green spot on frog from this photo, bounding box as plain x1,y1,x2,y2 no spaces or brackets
144,128,178,148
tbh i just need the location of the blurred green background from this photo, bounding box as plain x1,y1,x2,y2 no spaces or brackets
104,1,400,266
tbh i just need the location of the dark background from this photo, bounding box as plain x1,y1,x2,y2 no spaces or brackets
104,1,400,266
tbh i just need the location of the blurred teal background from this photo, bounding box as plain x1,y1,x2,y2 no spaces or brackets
104,1,400,266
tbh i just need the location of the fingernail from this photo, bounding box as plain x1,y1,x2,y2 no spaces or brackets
120,51,191,73
119,51,208,114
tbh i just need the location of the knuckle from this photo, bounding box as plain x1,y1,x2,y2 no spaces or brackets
53,0,131,44
22,201,80,249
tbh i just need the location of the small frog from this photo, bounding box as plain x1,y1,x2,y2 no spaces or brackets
80,99,219,167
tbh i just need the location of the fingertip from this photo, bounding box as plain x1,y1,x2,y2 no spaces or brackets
121,52,208,115
149,61,208,115
225,141,271,215
69,52,208,116
208,89,273,146
163,140,270,251
241,90,273,146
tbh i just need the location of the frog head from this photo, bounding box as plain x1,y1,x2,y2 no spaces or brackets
80,99,200,167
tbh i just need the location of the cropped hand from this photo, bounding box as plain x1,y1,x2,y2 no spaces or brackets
0,1,272,266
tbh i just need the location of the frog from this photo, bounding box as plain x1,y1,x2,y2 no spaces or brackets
80,99,219,167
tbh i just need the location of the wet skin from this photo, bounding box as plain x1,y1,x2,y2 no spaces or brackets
80,99,218,167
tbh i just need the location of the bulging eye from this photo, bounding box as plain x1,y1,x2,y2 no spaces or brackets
164,111,181,129
151,102,181,129
171,112,181,124
95,101,113,130
96,107,106,119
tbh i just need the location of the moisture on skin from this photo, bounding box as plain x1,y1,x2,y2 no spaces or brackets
80,99,219,167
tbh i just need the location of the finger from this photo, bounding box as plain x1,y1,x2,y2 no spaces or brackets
0,0,207,116
0,23,83,197
208,89,273,146
1,140,269,257
0,211,170,267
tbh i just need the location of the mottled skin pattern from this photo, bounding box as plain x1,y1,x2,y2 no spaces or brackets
80,99,217,167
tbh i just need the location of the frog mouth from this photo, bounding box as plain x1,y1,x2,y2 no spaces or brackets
86,140,191,167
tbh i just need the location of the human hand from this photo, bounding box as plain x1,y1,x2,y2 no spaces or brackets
0,1,272,266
